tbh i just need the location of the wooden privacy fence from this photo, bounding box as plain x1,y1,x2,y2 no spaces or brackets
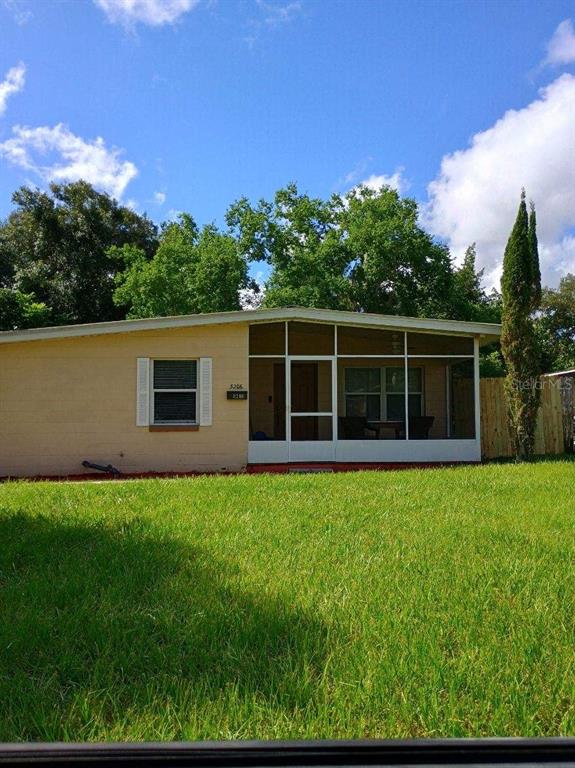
480,377,566,459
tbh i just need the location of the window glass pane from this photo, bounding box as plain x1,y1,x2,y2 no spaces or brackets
345,395,365,417
345,394,380,419
345,367,380,393
387,393,405,420
366,394,380,420
408,394,422,417
386,367,404,393
408,368,422,392
154,392,196,423
345,369,365,393
367,368,381,392
154,360,197,390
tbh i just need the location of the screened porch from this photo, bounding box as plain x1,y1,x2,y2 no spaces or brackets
248,320,480,463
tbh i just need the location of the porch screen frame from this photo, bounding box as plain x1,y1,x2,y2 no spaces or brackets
248,321,481,447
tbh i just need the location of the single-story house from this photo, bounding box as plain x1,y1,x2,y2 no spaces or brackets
0,307,501,477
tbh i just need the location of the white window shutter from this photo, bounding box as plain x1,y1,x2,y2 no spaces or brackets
199,357,213,426
136,358,150,426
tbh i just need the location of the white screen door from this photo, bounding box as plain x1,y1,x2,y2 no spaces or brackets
288,358,336,461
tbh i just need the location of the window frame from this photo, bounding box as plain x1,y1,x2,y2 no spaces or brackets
344,365,425,422
151,358,198,426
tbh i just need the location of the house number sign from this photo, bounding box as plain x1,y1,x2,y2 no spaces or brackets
227,384,248,400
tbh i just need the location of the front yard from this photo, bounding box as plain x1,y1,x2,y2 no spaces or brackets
1,461,574,740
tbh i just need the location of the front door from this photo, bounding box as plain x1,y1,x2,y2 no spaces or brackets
289,358,335,461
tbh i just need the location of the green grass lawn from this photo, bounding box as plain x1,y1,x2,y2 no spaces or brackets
1,460,574,741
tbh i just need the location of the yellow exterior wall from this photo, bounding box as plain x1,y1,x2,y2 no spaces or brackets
0,323,249,477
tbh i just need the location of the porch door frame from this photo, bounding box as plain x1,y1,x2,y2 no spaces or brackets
287,354,337,462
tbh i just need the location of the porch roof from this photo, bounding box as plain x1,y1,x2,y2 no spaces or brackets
0,306,501,346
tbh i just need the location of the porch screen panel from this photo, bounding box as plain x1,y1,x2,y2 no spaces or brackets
249,323,285,355
406,360,444,439
291,416,333,441
291,360,332,413
407,332,474,356
288,322,334,355
337,326,404,356
450,359,476,438
249,357,285,440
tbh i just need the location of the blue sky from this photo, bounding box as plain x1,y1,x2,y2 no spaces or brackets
1,0,574,287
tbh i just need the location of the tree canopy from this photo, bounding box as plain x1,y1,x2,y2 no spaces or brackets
113,214,255,318
535,273,575,372
227,183,498,321
0,181,158,326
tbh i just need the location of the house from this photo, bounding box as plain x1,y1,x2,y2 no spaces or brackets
0,307,501,477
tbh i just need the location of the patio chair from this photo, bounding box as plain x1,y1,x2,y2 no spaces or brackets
338,416,379,440
408,416,435,439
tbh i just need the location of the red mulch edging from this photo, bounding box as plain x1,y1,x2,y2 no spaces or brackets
1,461,476,482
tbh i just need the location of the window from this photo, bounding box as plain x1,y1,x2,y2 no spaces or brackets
344,366,424,422
152,360,197,424
386,367,423,420
344,368,381,420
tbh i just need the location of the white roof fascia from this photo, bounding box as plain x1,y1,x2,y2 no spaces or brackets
0,306,501,345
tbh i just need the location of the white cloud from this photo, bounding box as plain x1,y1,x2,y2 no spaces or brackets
356,169,409,195
244,0,303,46
0,62,25,117
0,123,138,199
424,74,575,288
544,18,575,67
1,0,32,25
256,0,302,27
154,190,166,204
94,0,198,27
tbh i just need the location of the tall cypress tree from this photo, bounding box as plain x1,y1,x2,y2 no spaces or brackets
528,200,542,310
500,191,542,459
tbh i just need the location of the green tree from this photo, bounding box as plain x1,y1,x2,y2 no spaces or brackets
535,274,575,372
528,201,542,310
455,244,483,303
227,184,351,310
500,191,542,459
228,183,460,317
0,181,158,325
343,186,455,317
113,214,254,318
0,288,51,331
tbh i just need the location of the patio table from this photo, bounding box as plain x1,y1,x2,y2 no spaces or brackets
367,420,405,440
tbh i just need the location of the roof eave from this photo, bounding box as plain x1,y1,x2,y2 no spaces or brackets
0,306,501,345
